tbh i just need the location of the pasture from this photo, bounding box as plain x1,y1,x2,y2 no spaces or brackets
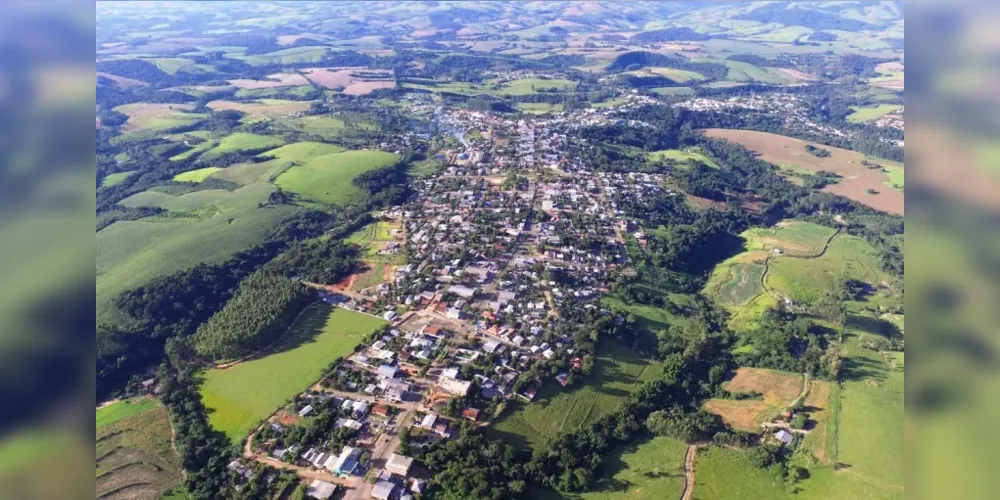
487,342,661,450
233,46,330,65
537,435,688,500
113,103,206,132
200,304,386,443
648,148,720,169
97,184,301,325
497,78,577,95
702,368,803,431
151,57,194,74
517,102,564,114
280,114,375,140
96,400,184,500
846,104,903,123
702,129,904,214
274,149,398,205
628,67,704,83
742,220,838,257
766,234,889,303
173,166,221,182
100,171,136,188
96,397,159,428
709,262,765,306
206,99,312,118
651,86,695,97
228,72,311,89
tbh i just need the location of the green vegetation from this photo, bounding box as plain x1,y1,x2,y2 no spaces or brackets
173,166,222,182
648,148,720,169
96,401,184,499
883,166,904,188
517,102,564,114
233,46,330,65
743,221,838,257
498,78,577,95
200,305,386,443
651,86,695,96
191,270,313,361
101,171,137,188
275,149,398,205
96,397,159,428
488,342,662,450
713,262,765,305
694,446,789,499
113,103,207,132
151,57,194,74
767,234,888,303
846,104,903,123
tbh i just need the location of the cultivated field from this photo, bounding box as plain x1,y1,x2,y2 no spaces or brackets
173,166,222,182
743,220,838,257
206,99,312,117
228,72,311,89
497,78,577,95
846,104,903,123
711,262,765,306
702,368,803,431
234,46,330,65
100,171,136,188
798,379,834,463
488,342,661,450
301,67,396,95
280,114,376,140
274,149,398,205
96,399,184,500
702,129,904,214
200,304,386,443
113,103,206,132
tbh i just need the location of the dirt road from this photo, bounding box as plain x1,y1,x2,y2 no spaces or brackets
681,444,698,500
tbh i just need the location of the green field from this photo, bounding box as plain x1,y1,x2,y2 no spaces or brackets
96,397,159,428
200,304,386,443
96,400,184,499
883,166,904,188
281,115,371,140
113,103,207,132
488,342,662,450
97,184,302,325
100,171,136,188
846,104,903,123
275,149,398,205
713,263,765,305
767,234,888,303
743,221,838,257
720,60,789,84
498,78,576,95
517,102,564,114
693,446,789,499
173,166,222,182
210,132,285,156
648,148,720,169
537,436,688,500
233,46,330,65
151,57,194,74
651,86,695,97
235,85,316,99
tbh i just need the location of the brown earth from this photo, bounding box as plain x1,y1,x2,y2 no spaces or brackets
301,67,395,94
228,73,311,89
206,99,311,117
803,380,832,463
119,103,197,132
703,129,904,214
702,368,803,431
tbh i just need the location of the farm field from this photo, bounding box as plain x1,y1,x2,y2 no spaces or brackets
274,149,398,205
228,72,311,89
205,132,285,157
301,67,396,95
235,85,316,99
100,171,136,188
487,341,661,450
846,104,903,123
151,57,194,74
742,220,838,257
200,304,386,443
97,184,301,325
113,103,206,132
173,166,221,182
651,86,695,96
648,148,720,169
232,46,330,65
96,400,184,500
96,397,159,428
798,379,835,463
498,78,577,95
709,262,765,306
702,368,804,431
702,129,904,214
766,234,889,304
281,114,376,139
517,102,564,114
206,99,312,118
627,66,705,83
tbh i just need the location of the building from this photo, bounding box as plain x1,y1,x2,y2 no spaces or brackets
328,446,360,476
775,429,794,445
372,404,390,417
448,284,476,299
305,479,337,499
438,377,472,396
298,404,314,417
446,307,462,319
462,408,481,421
377,364,399,379
386,453,414,476
372,480,396,500
420,413,438,429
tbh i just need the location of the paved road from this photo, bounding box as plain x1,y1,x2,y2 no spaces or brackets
345,409,415,500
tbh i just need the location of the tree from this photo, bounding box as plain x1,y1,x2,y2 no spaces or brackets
645,406,720,442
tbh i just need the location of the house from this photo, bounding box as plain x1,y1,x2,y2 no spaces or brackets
383,310,398,321
328,446,360,476
449,284,477,299
775,429,794,445
411,479,427,494
386,453,414,476
542,348,555,359
378,364,399,379
433,422,451,438
462,408,481,421
446,307,462,319
442,367,460,379
298,405,314,417
556,372,569,386
305,479,337,499
372,480,396,500
438,377,472,396
482,339,501,354
372,404,390,417
421,413,438,429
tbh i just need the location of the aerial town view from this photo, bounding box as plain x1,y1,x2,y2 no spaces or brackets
95,2,904,499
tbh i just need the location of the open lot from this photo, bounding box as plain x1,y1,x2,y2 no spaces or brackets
488,342,662,450
703,129,904,214
274,149,398,205
702,368,803,431
200,304,386,443
113,103,206,132
96,399,184,500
